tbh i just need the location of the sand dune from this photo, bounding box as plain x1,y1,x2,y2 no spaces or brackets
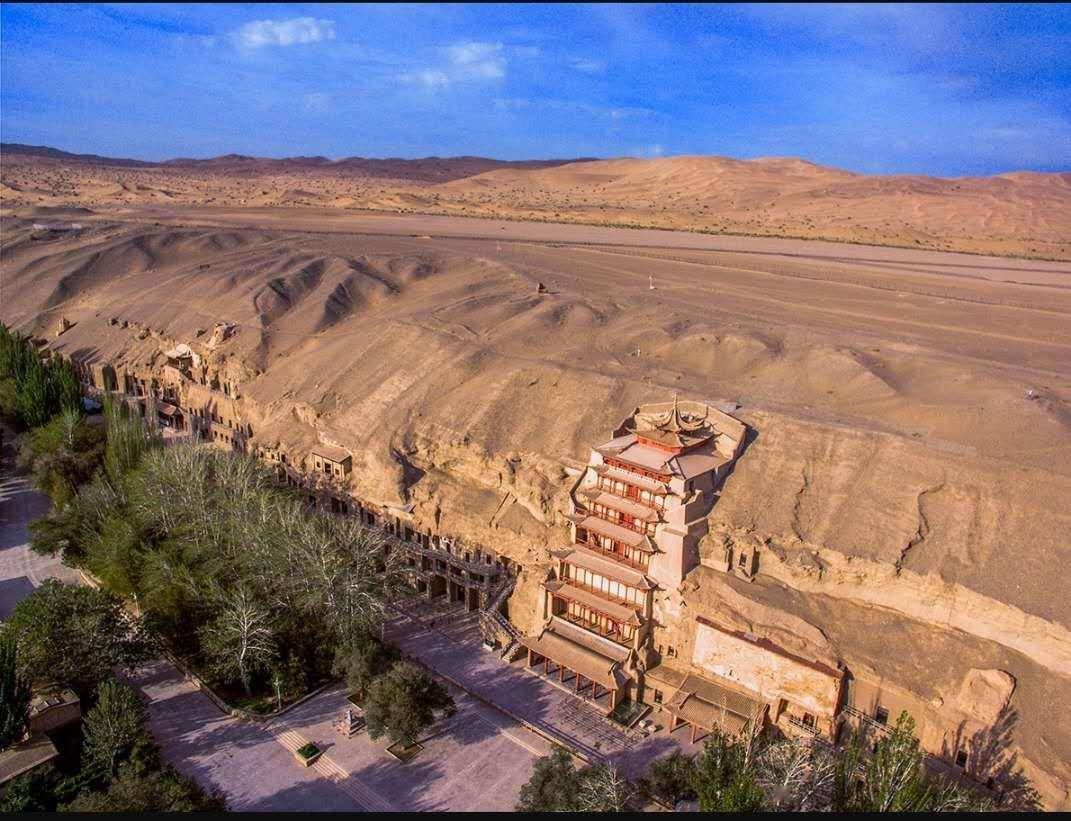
3,146,1068,260
435,155,1071,259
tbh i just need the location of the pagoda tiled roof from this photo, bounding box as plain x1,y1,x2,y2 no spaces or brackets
552,544,656,590
569,515,655,551
578,487,659,522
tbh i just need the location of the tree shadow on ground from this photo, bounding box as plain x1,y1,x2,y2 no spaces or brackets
240,776,361,812
943,704,1041,810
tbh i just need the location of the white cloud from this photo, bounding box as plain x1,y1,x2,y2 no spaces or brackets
571,58,606,74
236,17,336,49
303,92,329,112
399,41,507,90
400,70,451,90
444,41,506,79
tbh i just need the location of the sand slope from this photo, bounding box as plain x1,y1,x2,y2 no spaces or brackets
435,155,1071,259
3,147,1068,259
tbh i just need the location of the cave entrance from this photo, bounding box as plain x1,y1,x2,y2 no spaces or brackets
429,574,447,598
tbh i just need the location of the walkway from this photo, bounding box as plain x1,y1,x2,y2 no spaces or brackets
131,641,552,811
386,596,700,779
0,427,81,618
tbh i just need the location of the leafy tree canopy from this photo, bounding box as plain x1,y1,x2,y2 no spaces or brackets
82,679,149,776
2,579,152,700
0,632,32,749
363,661,455,747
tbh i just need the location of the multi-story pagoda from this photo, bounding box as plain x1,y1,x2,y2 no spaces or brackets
521,396,746,714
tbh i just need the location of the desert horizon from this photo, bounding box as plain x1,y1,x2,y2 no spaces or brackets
4,143,1069,261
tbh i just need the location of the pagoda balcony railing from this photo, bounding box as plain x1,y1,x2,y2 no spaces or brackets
558,575,644,611
396,540,504,580
403,564,436,581
403,560,499,589
786,715,821,737
557,612,634,648
574,536,650,572
594,465,670,496
575,503,654,537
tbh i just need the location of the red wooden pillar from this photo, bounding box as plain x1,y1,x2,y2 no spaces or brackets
690,723,697,744
543,657,549,675
527,648,533,668
576,674,583,693
559,664,565,682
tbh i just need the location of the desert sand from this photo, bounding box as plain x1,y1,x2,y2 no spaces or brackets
3,146,1069,260
2,152,1071,804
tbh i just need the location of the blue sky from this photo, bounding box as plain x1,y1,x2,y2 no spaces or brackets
2,3,1069,175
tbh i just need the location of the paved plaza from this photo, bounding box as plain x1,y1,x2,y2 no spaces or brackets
2,435,548,811
132,657,551,811
386,595,703,779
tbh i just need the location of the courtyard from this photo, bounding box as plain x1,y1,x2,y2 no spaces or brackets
386,593,705,779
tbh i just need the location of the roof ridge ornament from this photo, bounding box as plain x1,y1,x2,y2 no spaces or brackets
653,392,707,434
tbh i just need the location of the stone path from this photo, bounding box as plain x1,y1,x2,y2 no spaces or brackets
0,432,81,618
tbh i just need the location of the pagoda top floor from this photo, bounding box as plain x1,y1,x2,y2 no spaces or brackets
595,397,746,482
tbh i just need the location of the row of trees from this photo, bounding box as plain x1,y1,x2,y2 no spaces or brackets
30,398,401,705
21,384,456,745
0,583,223,811
0,322,82,429
519,712,1037,812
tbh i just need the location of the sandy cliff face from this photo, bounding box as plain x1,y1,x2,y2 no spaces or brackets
2,211,1069,805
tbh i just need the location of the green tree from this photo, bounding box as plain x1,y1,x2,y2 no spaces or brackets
61,763,226,812
3,580,151,700
0,633,32,749
0,324,87,428
641,749,698,806
102,394,157,487
0,377,19,423
51,356,83,415
692,728,765,812
515,745,584,812
82,679,148,776
17,354,52,429
198,586,276,695
331,630,400,702
28,476,116,568
19,408,105,507
363,661,455,747
0,763,64,812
